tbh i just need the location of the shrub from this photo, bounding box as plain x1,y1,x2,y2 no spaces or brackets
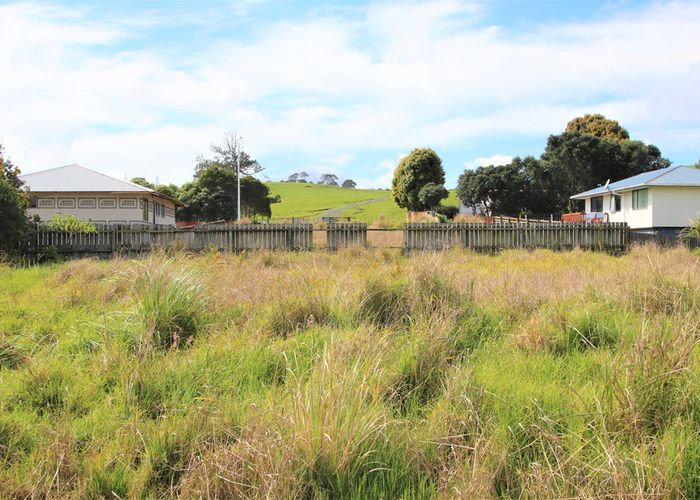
434,204,460,220
133,259,209,350
48,214,97,233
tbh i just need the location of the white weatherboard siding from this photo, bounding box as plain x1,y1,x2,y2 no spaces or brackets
27,193,177,226
571,166,700,231
650,187,700,228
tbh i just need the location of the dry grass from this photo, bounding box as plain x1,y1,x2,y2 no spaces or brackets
1,244,699,497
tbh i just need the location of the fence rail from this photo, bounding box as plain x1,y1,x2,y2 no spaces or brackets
404,222,629,252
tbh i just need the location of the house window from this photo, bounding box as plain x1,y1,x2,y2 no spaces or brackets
632,189,648,210
591,196,604,212
614,195,621,212
141,199,148,221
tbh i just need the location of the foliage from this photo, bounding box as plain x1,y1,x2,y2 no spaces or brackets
342,179,357,189
48,215,97,233
130,177,155,189
417,182,449,210
319,173,339,186
200,131,263,176
0,146,29,256
392,148,446,211
458,116,670,215
154,184,180,200
287,171,309,183
0,247,699,496
565,113,630,142
179,165,275,221
433,204,459,220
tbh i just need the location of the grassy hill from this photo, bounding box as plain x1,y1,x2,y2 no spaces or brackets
266,182,460,225
1,247,698,497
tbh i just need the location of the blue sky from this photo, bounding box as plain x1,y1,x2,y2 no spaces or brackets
1,0,699,188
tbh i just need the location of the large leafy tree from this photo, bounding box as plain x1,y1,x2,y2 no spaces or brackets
179,164,276,221
541,132,669,211
0,145,29,255
458,115,670,215
458,156,546,215
392,148,446,211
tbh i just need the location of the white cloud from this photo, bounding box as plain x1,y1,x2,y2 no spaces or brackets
1,0,699,184
464,154,513,170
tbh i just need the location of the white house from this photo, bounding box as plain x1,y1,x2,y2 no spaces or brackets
19,164,185,227
570,165,700,235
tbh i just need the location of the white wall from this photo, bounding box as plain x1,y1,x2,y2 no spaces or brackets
651,187,700,227
584,186,700,229
27,192,177,226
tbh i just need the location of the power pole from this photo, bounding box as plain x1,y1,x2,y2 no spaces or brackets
236,136,241,222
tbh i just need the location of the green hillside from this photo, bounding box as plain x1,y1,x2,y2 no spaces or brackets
267,182,460,224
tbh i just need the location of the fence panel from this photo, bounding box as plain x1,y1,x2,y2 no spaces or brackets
29,224,314,255
326,223,367,250
404,222,629,252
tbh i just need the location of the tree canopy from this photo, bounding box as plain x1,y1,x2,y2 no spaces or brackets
565,114,630,142
319,173,339,186
392,148,446,211
458,115,670,215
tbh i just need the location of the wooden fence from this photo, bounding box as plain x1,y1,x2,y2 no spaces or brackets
404,222,629,252
326,223,367,251
27,222,632,256
29,224,314,254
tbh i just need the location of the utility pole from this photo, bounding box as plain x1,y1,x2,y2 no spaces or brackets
236,136,241,222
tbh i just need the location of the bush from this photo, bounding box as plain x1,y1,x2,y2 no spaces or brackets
134,259,209,350
433,204,460,220
47,214,97,233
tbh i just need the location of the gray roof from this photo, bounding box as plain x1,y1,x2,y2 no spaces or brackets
571,165,700,199
19,163,154,193
19,163,187,207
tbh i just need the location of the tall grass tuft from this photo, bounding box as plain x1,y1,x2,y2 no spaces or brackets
0,334,24,369
132,258,209,350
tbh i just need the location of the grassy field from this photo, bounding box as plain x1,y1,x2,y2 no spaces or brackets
266,182,460,225
1,246,700,497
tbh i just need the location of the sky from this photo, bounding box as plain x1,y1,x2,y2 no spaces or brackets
1,0,699,189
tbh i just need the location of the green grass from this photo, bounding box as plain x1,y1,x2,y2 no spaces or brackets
267,182,390,220
266,182,460,225
1,246,699,497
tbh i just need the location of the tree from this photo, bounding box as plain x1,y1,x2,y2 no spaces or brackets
457,157,545,216
202,131,263,176
541,132,669,212
179,164,276,221
319,173,339,186
392,148,446,211
341,179,356,189
418,182,448,210
0,145,29,256
154,183,180,200
287,171,309,183
565,114,630,142
130,177,155,189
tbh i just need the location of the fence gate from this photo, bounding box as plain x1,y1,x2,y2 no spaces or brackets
326,223,367,250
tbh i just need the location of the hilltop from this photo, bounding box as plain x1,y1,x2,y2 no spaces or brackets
266,182,459,224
